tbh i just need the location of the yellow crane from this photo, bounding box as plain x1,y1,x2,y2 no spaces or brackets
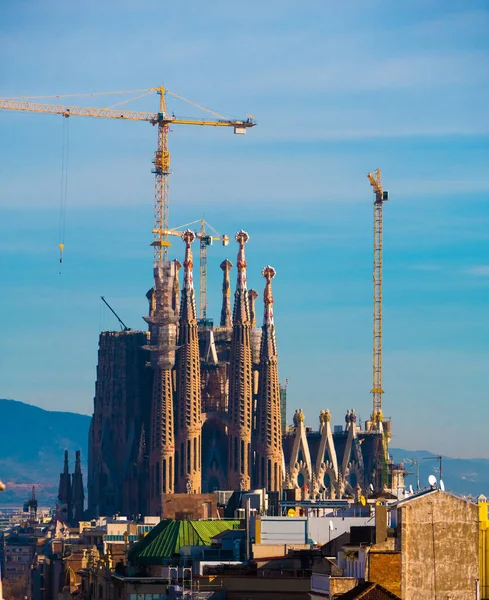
0,87,254,264
368,168,390,490
367,168,389,430
164,218,229,323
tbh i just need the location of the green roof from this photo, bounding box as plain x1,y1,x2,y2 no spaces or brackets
129,520,240,563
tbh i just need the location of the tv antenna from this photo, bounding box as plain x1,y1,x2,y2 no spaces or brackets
404,457,420,491
422,455,443,482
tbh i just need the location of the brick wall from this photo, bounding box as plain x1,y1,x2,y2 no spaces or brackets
368,550,401,597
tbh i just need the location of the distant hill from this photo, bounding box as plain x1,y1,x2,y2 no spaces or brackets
0,399,90,506
390,448,489,499
0,399,488,506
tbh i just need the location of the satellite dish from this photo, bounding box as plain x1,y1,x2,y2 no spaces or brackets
329,520,334,531
440,480,445,491
409,485,414,494
428,474,437,487
360,495,366,507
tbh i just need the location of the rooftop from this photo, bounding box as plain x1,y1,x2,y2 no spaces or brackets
128,519,240,563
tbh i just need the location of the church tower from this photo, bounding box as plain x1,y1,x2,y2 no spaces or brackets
254,266,283,491
71,450,85,522
58,450,72,522
175,231,202,493
228,231,253,490
144,259,179,513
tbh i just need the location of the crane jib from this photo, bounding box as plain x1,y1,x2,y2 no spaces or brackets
0,91,255,263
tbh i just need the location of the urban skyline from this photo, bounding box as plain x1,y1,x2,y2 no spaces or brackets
1,0,488,460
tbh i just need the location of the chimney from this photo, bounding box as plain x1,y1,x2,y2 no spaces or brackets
375,501,388,544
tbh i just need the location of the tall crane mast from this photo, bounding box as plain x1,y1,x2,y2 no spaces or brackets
367,168,389,431
0,87,254,264
197,218,229,323
164,218,229,322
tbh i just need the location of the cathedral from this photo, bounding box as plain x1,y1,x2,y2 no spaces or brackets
87,231,398,518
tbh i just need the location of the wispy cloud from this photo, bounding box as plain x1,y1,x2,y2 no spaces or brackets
246,52,489,96
408,264,442,272
464,266,489,277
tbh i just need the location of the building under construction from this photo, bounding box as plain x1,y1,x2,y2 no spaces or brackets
0,90,402,516
87,229,402,518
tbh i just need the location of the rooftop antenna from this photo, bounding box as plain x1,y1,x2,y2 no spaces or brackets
422,454,443,482
404,457,420,491
100,296,131,331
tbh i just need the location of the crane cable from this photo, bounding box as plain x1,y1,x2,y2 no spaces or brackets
58,116,70,271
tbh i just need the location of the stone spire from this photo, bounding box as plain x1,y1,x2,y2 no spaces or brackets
172,260,182,315
254,266,283,491
175,231,202,494
71,450,85,523
220,259,233,328
228,231,253,490
143,258,180,514
248,289,258,328
58,450,72,522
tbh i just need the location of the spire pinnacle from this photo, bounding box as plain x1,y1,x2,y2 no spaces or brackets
182,230,196,291
235,230,249,291
75,450,81,473
262,266,275,326
248,290,258,328
232,231,251,326
179,230,197,324
220,259,233,328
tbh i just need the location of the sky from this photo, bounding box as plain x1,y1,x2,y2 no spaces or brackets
0,0,488,459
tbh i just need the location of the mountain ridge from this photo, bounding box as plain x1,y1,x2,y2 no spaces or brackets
0,399,487,504
0,398,91,505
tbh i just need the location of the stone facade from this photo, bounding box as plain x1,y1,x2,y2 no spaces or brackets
396,489,479,600
88,330,152,517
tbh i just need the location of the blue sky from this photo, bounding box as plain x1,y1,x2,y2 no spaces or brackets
0,0,488,459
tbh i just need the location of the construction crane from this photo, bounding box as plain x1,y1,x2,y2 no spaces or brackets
100,296,130,331
164,218,229,322
367,169,389,488
0,87,254,264
367,168,389,430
